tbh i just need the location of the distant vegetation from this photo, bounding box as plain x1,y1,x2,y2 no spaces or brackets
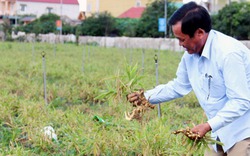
1,1,249,39
15,13,61,35
211,2,250,40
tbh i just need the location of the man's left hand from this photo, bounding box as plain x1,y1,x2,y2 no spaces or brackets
191,122,212,138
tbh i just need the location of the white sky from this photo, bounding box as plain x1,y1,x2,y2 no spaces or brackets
77,0,86,11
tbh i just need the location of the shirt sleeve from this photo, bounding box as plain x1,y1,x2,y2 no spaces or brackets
144,55,193,104
208,52,250,132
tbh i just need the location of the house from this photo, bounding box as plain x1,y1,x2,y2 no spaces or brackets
0,0,16,16
16,0,80,20
84,0,150,18
118,7,145,19
0,0,82,26
0,0,17,25
19,16,35,25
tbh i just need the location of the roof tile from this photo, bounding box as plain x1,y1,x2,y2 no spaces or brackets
118,7,145,19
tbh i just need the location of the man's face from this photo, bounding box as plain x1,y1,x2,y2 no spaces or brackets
172,21,205,55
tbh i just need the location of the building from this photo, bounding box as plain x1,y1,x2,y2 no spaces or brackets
0,0,16,16
118,7,145,19
83,0,150,18
0,0,81,25
16,0,80,20
0,0,16,25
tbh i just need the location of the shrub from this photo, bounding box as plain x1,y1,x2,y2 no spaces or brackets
78,11,116,36
212,2,250,40
135,0,178,38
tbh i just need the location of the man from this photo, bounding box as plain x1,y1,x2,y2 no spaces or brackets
127,2,250,155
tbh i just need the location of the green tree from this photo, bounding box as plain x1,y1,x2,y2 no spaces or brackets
135,0,178,38
115,18,139,37
212,2,250,40
63,23,76,35
14,13,65,35
39,14,60,34
1,19,13,41
79,11,116,36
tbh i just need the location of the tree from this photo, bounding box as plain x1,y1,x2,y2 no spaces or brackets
63,23,76,35
14,13,64,35
115,18,139,37
38,14,60,34
1,19,12,41
79,11,116,36
212,2,250,40
135,0,178,38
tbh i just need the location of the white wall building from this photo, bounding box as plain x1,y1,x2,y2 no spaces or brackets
16,0,80,20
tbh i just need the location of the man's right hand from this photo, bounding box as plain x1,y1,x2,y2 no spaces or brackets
127,89,155,109
126,90,144,106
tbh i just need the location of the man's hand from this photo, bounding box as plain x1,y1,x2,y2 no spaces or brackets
191,122,212,138
126,90,143,106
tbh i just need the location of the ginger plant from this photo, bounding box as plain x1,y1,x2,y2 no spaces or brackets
172,127,223,155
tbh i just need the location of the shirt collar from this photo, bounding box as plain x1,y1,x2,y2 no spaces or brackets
201,30,215,60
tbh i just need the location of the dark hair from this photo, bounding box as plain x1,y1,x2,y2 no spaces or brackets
168,2,211,38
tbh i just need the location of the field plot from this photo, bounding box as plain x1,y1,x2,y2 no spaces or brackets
0,42,205,155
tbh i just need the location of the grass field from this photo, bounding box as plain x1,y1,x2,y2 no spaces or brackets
0,41,205,155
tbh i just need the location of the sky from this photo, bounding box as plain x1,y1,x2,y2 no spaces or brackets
77,0,86,11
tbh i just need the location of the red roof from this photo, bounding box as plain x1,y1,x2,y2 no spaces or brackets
118,7,145,19
17,0,78,5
